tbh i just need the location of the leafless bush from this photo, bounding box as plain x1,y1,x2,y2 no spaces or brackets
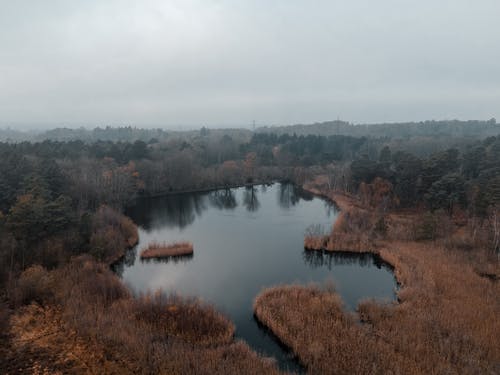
89,205,138,262
11,265,52,306
41,256,279,374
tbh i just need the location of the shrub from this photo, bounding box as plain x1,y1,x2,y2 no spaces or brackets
89,205,138,262
414,212,437,241
13,265,52,306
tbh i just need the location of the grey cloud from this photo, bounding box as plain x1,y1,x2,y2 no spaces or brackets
0,0,499,128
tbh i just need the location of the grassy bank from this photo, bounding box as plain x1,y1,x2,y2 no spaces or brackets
3,257,282,374
1,204,281,374
255,240,500,374
254,285,418,374
303,180,378,254
140,241,194,259
253,178,500,374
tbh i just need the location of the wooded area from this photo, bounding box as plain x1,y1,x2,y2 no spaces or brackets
0,121,499,373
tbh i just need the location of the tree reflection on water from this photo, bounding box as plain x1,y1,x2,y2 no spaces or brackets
209,189,237,210
128,183,312,230
139,253,194,265
243,186,260,212
302,249,392,271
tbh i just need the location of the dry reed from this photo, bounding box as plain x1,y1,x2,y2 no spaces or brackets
5,256,281,374
267,178,500,374
140,241,194,259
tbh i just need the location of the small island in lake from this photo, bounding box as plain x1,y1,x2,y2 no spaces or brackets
140,241,194,259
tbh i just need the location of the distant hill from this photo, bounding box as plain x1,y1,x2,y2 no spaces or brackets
0,126,169,143
36,126,170,142
2,119,498,143
257,119,500,139
0,128,40,142
0,126,253,143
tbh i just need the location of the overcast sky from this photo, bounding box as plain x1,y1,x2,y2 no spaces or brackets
1,0,499,129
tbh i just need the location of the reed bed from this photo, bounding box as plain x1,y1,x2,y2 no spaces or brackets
280,180,500,374
7,256,281,374
254,284,419,374
140,241,193,259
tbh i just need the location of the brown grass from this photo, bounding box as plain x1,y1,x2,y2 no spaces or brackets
140,241,194,259
133,292,234,346
304,207,381,253
255,243,500,375
90,205,139,264
4,256,282,375
258,178,500,374
254,285,419,374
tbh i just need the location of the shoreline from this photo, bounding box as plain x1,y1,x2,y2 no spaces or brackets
301,183,401,283
253,179,500,374
135,180,280,200
111,180,279,267
250,182,404,372
106,225,139,267
109,179,499,373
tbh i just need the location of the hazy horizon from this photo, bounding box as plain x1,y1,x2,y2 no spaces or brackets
2,117,498,133
1,1,499,128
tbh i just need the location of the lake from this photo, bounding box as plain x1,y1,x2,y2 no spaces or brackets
116,183,396,372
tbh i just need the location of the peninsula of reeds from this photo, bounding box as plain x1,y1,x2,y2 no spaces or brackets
140,241,194,259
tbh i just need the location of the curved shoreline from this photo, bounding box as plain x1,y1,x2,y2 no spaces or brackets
301,184,402,285
114,184,394,372
251,183,406,372
254,183,500,374
135,180,280,199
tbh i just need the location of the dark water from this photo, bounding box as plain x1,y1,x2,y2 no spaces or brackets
116,183,396,372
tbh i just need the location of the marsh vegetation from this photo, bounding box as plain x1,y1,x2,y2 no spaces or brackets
140,241,194,259
1,122,499,373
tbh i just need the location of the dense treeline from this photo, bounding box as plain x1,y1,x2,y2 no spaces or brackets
0,125,253,143
258,118,499,138
3,119,498,143
0,134,304,287
0,125,498,287
1,127,499,285
0,143,139,287
0,132,266,287
349,136,500,215
0,123,499,373
0,126,168,143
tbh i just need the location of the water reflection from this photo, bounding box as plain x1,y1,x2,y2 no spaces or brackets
302,249,394,272
112,247,137,277
140,253,194,265
128,183,310,231
127,193,207,230
324,200,337,218
243,186,260,212
252,316,305,372
119,183,396,373
209,189,237,210
278,183,301,209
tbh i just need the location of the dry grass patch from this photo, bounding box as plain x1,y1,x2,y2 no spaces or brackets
254,285,417,374
140,241,194,259
8,303,137,374
133,292,235,346
5,256,282,374
297,179,500,374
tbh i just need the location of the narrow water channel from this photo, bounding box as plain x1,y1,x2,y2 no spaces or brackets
115,183,396,372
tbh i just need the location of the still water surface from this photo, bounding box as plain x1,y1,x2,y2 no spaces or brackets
116,184,396,372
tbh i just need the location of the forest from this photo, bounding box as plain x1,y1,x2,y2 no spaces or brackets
0,121,499,373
